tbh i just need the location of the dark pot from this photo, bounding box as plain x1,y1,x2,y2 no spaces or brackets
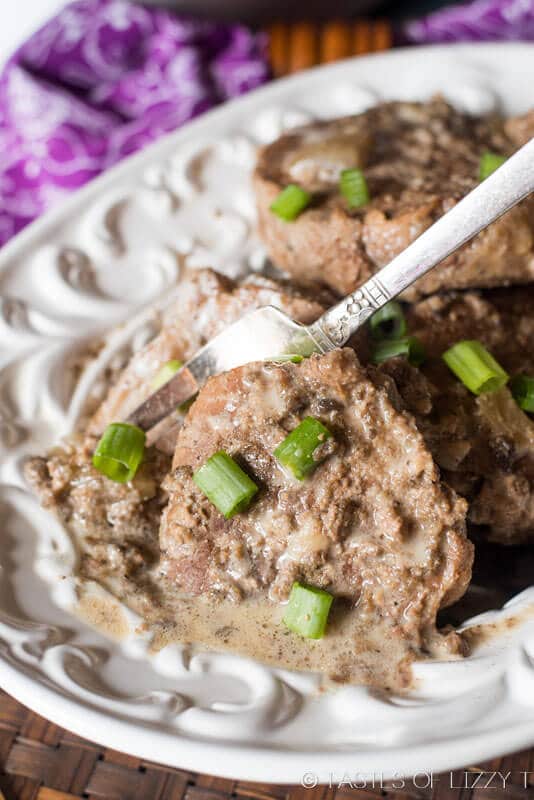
138,0,387,23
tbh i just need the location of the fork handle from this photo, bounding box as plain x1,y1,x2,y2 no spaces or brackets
309,137,534,350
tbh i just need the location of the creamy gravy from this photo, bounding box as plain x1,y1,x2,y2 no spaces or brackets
461,603,534,650
85,572,415,691
77,570,534,696
77,592,130,639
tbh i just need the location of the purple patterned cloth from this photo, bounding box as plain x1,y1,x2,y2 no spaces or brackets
403,0,534,44
0,0,269,246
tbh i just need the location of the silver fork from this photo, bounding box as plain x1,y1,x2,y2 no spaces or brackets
128,137,534,441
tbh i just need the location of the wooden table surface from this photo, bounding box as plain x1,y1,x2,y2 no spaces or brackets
1,19,533,800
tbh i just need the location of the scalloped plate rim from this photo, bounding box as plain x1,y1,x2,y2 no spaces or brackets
2,655,534,782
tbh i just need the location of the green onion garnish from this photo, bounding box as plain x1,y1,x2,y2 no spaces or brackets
371,336,425,366
339,168,370,209
510,375,534,413
193,451,258,519
283,581,333,639
369,301,407,340
92,422,146,483
151,359,183,391
479,151,507,181
274,416,332,481
265,354,304,364
443,340,509,395
270,185,311,221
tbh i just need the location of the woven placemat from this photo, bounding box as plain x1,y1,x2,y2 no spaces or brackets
1,20,533,799
0,688,533,799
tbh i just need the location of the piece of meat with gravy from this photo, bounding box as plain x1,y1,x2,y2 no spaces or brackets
254,98,534,299
160,348,472,688
381,288,534,545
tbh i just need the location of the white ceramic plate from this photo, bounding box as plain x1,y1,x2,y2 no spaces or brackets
1,44,534,783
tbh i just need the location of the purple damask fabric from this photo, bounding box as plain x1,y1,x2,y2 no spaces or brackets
0,0,269,246
403,0,534,44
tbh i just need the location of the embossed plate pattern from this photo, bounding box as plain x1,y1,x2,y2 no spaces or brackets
1,44,534,782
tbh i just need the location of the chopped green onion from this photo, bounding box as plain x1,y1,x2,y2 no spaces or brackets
371,336,425,366
283,581,333,639
265,354,304,364
193,451,258,519
510,375,534,413
339,168,370,209
443,340,509,395
270,185,311,221
92,423,146,483
479,151,507,181
369,301,407,340
151,359,183,391
274,416,332,481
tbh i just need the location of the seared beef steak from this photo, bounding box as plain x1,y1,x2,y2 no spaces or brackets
382,288,534,544
161,349,472,684
254,99,534,299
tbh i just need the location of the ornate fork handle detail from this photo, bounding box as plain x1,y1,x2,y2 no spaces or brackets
309,277,391,350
